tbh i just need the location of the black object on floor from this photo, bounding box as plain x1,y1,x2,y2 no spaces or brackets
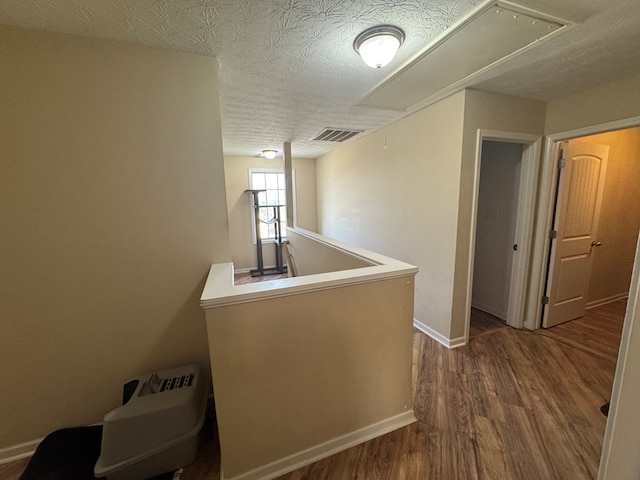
19,425,173,480
20,426,102,480
601,402,610,417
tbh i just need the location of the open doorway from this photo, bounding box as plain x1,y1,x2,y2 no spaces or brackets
470,140,523,333
529,123,640,479
542,126,640,329
464,131,541,343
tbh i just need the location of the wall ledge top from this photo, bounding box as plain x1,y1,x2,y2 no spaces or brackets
200,228,418,309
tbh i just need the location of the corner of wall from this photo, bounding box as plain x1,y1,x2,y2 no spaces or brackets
450,89,546,339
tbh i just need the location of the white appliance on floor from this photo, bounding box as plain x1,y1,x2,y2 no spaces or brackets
94,364,208,480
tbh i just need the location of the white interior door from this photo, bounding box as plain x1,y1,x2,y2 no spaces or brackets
543,141,609,328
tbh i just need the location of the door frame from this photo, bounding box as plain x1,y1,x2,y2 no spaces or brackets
464,129,541,343
528,115,640,330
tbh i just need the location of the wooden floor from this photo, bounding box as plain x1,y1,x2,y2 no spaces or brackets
468,307,509,339
233,271,288,285
1,301,625,480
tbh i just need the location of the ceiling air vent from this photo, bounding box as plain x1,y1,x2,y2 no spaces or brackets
311,128,363,143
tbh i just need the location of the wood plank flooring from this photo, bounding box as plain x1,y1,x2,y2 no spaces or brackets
0,301,625,480
468,308,508,339
234,271,288,285
535,301,626,360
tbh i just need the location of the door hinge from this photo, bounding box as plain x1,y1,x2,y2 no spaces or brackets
550,230,557,239
558,144,567,169
542,296,550,305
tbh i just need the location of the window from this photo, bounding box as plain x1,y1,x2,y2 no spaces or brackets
249,169,288,241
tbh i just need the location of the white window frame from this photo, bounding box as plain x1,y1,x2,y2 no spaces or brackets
248,168,296,244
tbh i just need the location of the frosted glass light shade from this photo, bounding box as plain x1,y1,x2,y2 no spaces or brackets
354,25,405,69
358,35,401,68
262,149,277,159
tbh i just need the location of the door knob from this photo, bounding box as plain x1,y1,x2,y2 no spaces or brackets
591,241,602,247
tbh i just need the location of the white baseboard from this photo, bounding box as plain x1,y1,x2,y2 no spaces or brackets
471,301,507,321
0,438,40,465
448,335,466,348
222,410,416,480
413,319,466,349
587,293,629,310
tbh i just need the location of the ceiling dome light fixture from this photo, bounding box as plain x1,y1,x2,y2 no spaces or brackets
261,149,278,159
354,25,405,69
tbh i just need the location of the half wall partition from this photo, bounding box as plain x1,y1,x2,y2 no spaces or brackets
201,228,418,480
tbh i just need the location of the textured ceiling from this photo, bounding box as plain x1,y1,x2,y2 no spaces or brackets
1,0,639,158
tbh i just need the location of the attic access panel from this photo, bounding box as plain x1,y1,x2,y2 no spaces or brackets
357,2,569,112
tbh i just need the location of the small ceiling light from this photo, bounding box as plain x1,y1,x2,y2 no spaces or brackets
261,149,277,159
354,25,405,69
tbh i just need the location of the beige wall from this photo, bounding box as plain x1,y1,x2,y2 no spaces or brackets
0,26,230,450
545,73,640,135
286,229,372,275
578,128,640,304
224,156,317,270
316,92,466,338
452,90,546,339
316,90,545,340
204,275,415,478
292,157,318,232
